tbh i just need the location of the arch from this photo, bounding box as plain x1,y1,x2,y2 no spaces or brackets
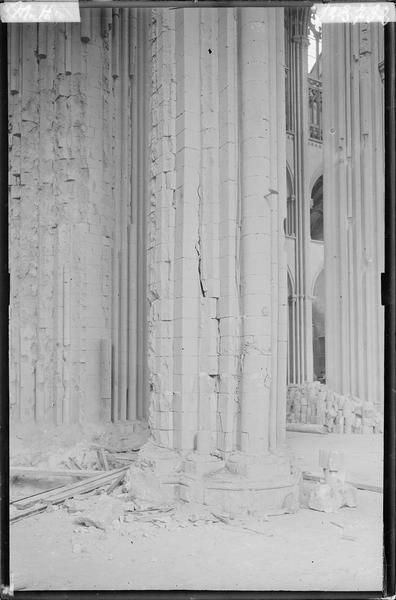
285,165,296,237
310,175,323,241
286,163,294,195
311,260,325,297
287,265,295,294
308,167,323,195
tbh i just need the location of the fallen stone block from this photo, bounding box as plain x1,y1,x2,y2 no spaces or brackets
123,464,169,506
341,483,357,508
308,482,357,513
308,483,344,513
74,495,125,531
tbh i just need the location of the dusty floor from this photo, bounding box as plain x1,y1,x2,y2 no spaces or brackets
10,432,383,592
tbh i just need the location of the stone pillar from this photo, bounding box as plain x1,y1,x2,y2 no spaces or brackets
322,23,384,410
146,7,297,512
172,8,202,451
217,7,240,457
289,7,313,384
237,6,289,457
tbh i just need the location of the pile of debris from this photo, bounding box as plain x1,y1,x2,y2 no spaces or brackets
287,382,382,434
300,450,357,513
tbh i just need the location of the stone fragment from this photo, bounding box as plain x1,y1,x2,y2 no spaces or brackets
308,483,343,513
123,464,169,506
341,483,357,508
74,495,125,531
308,482,357,513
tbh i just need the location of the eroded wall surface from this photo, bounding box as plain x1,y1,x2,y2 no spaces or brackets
9,12,139,425
9,8,290,461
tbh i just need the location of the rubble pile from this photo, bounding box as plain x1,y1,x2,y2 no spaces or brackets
287,382,382,434
300,450,358,514
10,421,149,472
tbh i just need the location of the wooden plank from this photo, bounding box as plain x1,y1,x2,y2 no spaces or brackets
106,471,126,495
11,466,105,480
11,504,48,523
12,466,129,509
97,448,109,471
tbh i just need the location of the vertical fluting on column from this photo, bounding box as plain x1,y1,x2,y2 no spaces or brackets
8,24,21,418
106,8,147,423
117,8,130,422
18,24,40,423
196,8,220,454
322,23,384,409
238,7,287,455
128,8,138,421
10,16,140,426
110,9,121,422
136,9,150,421
147,7,177,446
217,7,240,456
288,7,312,385
273,14,288,448
173,8,201,451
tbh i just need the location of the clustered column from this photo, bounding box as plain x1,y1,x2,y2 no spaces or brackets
322,22,384,410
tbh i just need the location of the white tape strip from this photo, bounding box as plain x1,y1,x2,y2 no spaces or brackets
0,1,80,22
314,2,396,24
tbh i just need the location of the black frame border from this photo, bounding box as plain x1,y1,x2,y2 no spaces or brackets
0,2,394,598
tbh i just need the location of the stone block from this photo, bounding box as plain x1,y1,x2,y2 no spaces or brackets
182,452,222,478
308,482,357,513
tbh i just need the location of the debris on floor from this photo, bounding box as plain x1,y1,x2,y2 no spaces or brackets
123,464,170,508
9,432,383,591
73,495,126,532
303,449,358,513
287,382,383,434
10,421,149,473
10,466,130,522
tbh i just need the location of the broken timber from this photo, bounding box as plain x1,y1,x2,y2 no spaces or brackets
11,466,105,480
11,466,130,522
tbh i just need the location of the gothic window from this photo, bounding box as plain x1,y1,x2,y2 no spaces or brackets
310,176,323,241
285,168,296,237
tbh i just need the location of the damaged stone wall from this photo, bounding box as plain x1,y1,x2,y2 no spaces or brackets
8,12,140,425
9,8,290,459
147,7,288,457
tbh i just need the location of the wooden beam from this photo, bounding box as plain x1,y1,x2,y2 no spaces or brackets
12,466,129,511
10,466,106,480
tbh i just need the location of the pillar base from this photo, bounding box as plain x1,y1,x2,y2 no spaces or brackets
178,450,300,516
136,440,300,516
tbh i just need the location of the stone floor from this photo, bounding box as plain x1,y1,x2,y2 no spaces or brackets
10,432,383,592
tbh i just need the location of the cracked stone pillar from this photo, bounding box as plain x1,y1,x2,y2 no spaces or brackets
238,7,289,456
147,8,298,512
322,23,384,411
209,8,298,510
